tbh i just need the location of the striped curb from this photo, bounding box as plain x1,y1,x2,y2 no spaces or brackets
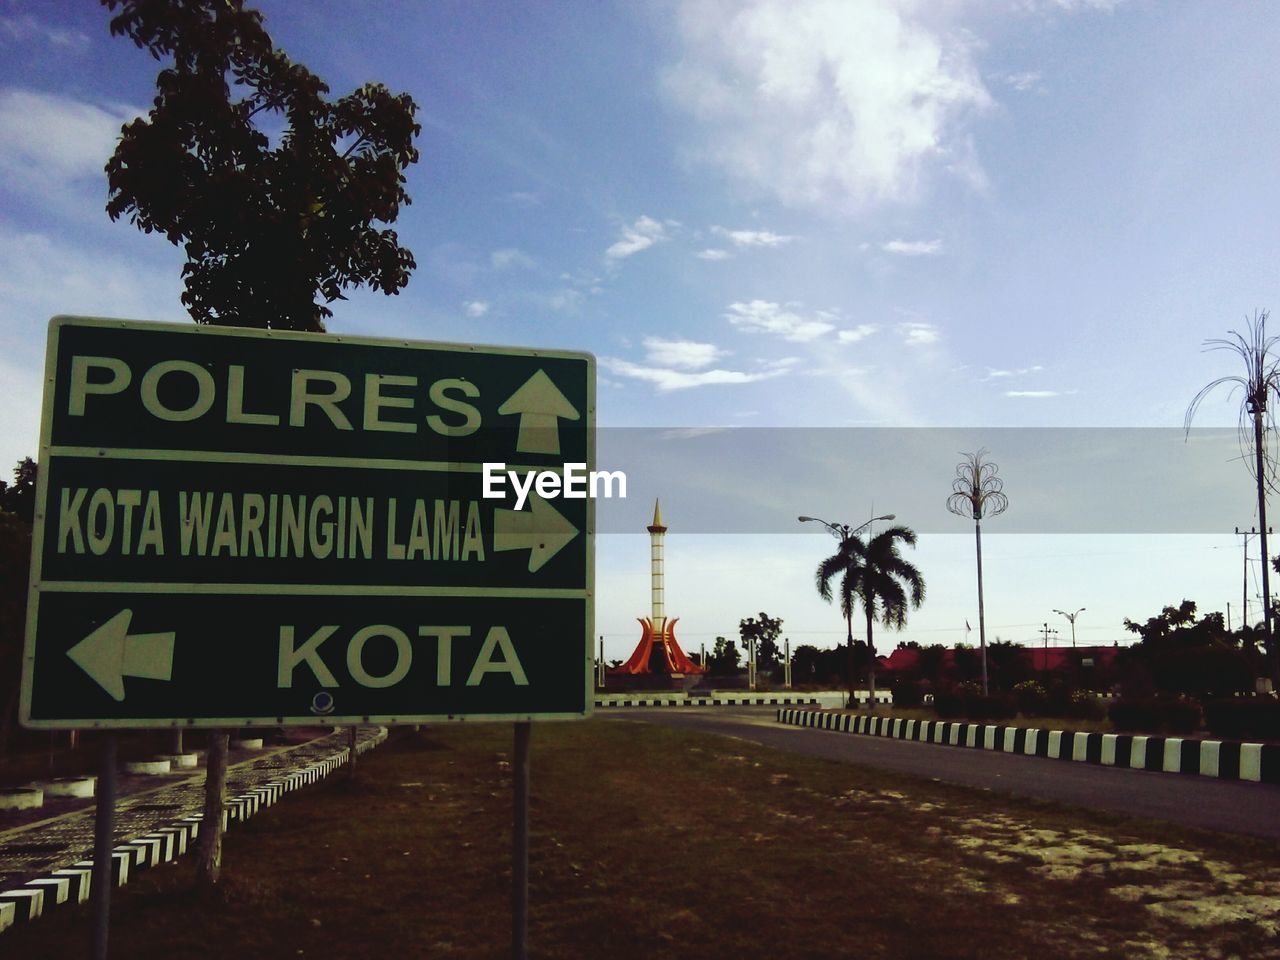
0,727,388,934
776,709,1280,785
596,696,822,708
594,691,892,709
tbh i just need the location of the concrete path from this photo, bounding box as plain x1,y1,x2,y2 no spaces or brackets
615,707,1280,839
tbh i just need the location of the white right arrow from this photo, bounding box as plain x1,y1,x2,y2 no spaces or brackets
67,609,175,702
493,494,580,573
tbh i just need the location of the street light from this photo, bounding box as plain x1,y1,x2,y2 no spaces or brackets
799,513,895,706
946,448,1009,696
798,514,895,541
1053,607,1086,648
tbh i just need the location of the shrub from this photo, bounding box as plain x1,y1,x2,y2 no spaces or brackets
966,694,1017,721
1108,697,1202,734
1067,690,1107,721
1164,698,1202,735
933,687,965,719
1013,680,1047,717
1202,698,1280,741
892,680,924,709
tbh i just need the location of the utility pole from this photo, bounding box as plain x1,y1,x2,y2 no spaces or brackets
1039,622,1059,674
1236,526,1272,630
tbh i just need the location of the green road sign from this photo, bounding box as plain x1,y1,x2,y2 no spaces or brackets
21,316,595,728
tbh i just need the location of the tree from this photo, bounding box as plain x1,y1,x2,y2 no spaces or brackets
707,636,741,676
101,0,421,885
815,525,926,709
0,457,37,524
1122,600,1259,698
1185,311,1280,680
739,612,783,677
104,0,420,331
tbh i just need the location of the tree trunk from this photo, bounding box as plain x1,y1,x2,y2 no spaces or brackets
170,728,184,755
348,725,358,778
844,609,855,707
866,605,877,712
196,730,228,887
1254,407,1278,681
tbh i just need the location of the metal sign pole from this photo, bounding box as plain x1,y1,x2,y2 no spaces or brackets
90,733,117,960
512,721,531,960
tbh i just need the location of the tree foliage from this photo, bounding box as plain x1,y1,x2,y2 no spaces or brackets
706,635,741,675
738,612,783,673
103,0,421,331
0,457,36,523
815,524,926,703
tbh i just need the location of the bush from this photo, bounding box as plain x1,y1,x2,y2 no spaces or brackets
1067,690,1107,721
966,694,1017,721
892,680,924,709
1109,697,1202,734
933,687,965,719
1203,698,1280,741
1013,680,1047,717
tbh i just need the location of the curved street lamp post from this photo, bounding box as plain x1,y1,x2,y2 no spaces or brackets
946,449,1009,696
1053,607,1086,648
799,513,895,705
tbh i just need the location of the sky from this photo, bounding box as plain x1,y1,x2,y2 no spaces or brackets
3,0,1280,665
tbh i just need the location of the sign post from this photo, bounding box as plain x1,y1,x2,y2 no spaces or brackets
22,316,595,728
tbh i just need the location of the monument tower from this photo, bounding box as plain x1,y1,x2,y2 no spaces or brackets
609,500,706,684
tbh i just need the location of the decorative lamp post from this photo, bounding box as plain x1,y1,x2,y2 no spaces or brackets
1053,607,1086,648
946,449,1008,696
798,513,895,703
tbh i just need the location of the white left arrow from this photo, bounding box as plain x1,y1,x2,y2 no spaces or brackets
67,609,175,702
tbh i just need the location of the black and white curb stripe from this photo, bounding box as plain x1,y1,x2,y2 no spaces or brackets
0,727,389,934
776,709,1280,784
596,696,822,708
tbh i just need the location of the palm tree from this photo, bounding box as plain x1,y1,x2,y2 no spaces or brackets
1185,310,1280,680
816,525,926,709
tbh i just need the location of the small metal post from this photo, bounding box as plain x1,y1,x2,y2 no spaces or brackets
784,638,791,688
91,733,117,960
512,722,531,960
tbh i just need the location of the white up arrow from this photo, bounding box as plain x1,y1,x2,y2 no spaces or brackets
493,494,580,573
66,609,175,702
497,368,580,456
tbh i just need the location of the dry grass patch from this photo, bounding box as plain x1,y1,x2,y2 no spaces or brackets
3,718,1279,959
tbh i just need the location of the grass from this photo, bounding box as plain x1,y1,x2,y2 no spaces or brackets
4,718,1279,959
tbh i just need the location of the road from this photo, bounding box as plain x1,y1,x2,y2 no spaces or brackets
608,707,1280,840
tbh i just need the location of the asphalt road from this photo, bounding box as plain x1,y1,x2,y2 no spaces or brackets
607,707,1280,840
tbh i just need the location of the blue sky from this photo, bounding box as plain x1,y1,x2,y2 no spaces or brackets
3,0,1279,663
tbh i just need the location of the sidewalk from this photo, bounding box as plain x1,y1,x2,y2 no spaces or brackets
0,726,387,932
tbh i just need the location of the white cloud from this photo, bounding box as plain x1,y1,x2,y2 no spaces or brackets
499,191,540,207
491,248,535,270
547,288,584,312
0,88,140,197
899,321,940,346
984,364,1044,379
882,238,943,256
0,15,89,50
464,300,490,318
837,324,878,343
643,336,727,370
991,71,1042,92
712,226,796,248
664,0,993,211
696,248,732,261
601,357,788,392
1005,389,1075,398
605,215,668,261
724,300,836,342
